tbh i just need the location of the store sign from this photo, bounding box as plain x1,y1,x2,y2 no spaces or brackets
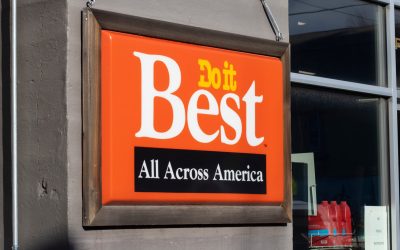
101,30,285,204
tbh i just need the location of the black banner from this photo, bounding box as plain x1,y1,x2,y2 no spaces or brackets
134,147,266,194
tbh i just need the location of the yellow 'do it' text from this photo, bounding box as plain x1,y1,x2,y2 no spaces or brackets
198,59,237,91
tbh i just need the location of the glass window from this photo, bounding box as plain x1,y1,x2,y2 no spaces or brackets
398,111,400,166
289,0,386,86
292,86,389,249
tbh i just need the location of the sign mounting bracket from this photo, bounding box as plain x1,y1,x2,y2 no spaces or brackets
86,0,95,8
260,0,283,42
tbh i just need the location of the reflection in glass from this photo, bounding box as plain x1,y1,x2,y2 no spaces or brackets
289,0,386,86
291,86,388,249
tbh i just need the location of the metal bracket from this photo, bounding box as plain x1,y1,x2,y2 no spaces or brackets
86,0,95,8
260,0,283,42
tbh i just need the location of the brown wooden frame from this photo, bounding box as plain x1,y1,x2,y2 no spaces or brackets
82,8,291,227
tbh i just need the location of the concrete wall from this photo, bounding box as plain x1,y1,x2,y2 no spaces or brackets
2,0,69,249
3,0,291,249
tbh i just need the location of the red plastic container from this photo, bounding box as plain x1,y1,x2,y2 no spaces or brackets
340,201,352,247
308,201,333,247
308,201,352,248
329,201,343,246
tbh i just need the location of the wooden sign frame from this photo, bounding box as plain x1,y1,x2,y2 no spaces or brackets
82,8,291,227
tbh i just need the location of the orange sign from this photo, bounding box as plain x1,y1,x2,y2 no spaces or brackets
101,30,284,204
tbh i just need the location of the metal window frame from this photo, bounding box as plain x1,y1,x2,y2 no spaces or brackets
82,8,292,227
387,2,400,250
291,73,392,96
290,1,400,249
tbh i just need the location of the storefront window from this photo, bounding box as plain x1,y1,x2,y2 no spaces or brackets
398,111,400,170
292,86,389,249
289,0,386,86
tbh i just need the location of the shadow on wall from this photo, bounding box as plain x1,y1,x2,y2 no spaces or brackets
2,0,12,248
30,237,75,250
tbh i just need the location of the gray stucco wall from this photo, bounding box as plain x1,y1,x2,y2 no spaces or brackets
3,0,291,249
67,1,291,250
6,0,69,249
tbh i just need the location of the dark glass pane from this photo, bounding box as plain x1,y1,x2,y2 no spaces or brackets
289,0,386,86
395,9,400,88
292,86,387,249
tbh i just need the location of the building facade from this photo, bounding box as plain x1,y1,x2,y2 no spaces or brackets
1,0,400,249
